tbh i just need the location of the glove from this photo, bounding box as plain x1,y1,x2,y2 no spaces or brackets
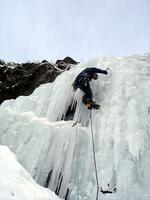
92,104,100,110
86,104,93,110
85,101,93,110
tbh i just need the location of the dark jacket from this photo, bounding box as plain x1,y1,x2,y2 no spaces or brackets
72,67,107,98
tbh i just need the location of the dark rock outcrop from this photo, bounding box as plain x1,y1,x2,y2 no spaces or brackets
56,56,79,70
0,57,78,104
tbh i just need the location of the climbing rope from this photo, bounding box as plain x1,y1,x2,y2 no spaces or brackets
72,102,82,127
76,125,80,200
75,109,116,200
89,110,100,200
74,109,100,200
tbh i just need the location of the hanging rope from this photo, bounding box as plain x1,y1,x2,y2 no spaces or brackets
74,109,100,200
72,102,83,127
76,125,80,200
90,110,100,200
74,108,116,200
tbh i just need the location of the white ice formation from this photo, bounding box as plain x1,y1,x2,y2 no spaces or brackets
0,145,61,200
0,53,150,200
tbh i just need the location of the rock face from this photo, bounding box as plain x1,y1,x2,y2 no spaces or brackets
55,56,79,70
0,57,78,104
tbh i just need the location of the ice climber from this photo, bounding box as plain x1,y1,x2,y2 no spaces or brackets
72,67,108,110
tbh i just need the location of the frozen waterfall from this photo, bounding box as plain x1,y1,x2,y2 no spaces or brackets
0,54,150,200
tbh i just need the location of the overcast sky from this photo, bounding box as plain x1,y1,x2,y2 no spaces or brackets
0,0,150,62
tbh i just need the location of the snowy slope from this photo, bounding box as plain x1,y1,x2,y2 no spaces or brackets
0,145,61,200
0,53,150,200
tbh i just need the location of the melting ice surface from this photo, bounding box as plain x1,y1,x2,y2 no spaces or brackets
0,54,150,200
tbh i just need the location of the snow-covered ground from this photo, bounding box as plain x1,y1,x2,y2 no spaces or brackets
0,53,150,200
0,145,61,200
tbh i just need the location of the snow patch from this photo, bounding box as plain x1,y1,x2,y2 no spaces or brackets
0,145,61,200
